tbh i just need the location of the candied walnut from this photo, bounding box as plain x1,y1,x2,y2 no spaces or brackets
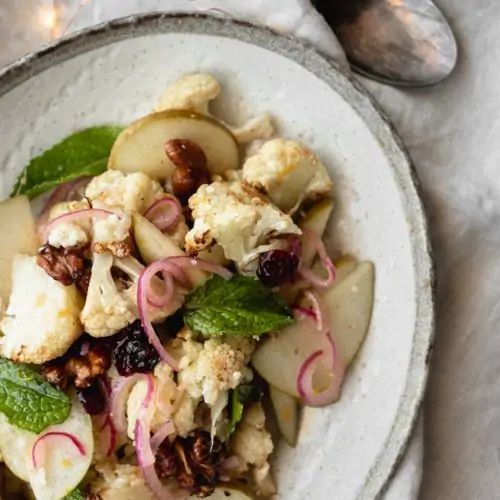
41,337,112,389
166,139,210,203
37,244,92,293
154,431,226,498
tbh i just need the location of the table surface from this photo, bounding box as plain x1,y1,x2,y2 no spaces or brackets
0,1,494,499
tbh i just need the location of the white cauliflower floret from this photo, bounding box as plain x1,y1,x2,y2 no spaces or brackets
81,254,183,338
172,393,199,437
85,170,164,214
47,200,91,248
243,139,333,213
230,403,274,469
89,461,155,500
186,181,301,268
0,255,83,363
179,338,252,406
93,212,132,258
232,113,275,144
80,253,137,338
156,73,221,114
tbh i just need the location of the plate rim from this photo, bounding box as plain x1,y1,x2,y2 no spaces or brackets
0,12,436,500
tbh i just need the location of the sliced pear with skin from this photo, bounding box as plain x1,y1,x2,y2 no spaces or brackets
0,195,39,305
252,314,328,398
132,213,207,286
269,385,299,447
252,261,375,402
299,199,334,268
109,109,240,179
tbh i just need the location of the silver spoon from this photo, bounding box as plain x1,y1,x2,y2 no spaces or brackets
314,0,458,87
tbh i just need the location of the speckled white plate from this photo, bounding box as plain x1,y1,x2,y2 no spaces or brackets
0,13,435,500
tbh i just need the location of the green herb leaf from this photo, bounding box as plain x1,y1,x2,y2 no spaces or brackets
184,275,294,337
11,126,123,199
0,357,71,433
228,384,263,435
64,488,85,500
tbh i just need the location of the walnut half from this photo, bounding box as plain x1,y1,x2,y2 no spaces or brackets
166,139,210,203
36,244,92,294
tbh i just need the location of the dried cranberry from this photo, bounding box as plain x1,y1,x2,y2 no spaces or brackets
77,381,105,415
256,249,299,287
113,321,161,376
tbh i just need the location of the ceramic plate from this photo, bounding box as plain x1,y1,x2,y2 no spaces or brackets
0,13,435,500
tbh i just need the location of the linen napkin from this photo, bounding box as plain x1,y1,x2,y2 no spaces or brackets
0,1,424,498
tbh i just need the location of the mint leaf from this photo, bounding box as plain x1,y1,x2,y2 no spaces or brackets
184,275,294,337
12,126,123,199
0,358,71,433
64,488,85,500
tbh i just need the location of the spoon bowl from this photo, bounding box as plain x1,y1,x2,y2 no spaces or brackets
315,0,458,87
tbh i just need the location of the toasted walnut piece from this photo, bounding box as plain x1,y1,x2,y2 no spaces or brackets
165,139,210,203
41,338,112,389
154,431,226,498
36,244,92,294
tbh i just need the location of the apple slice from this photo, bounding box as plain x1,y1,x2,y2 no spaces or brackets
269,385,299,447
109,109,240,178
0,414,34,481
132,213,207,286
299,199,334,268
252,261,375,402
0,196,39,305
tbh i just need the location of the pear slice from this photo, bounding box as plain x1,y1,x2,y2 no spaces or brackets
269,385,299,447
299,199,334,268
109,109,240,178
0,396,93,500
0,196,39,305
132,213,207,286
252,261,375,403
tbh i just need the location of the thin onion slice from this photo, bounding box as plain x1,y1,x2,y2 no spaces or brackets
292,306,316,321
144,197,182,232
135,376,186,500
110,374,149,434
296,347,342,407
41,208,114,242
137,257,233,371
304,290,329,335
37,176,92,225
32,431,86,469
150,421,175,456
298,229,336,288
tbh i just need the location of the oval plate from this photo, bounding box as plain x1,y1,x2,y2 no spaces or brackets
0,13,435,500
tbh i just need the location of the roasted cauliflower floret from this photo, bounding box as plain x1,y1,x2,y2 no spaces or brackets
81,254,181,338
232,113,275,144
0,255,83,363
230,402,274,470
93,212,132,258
179,338,253,407
185,181,301,268
88,461,155,500
85,170,164,214
156,73,221,114
80,252,137,338
242,139,333,213
47,200,91,249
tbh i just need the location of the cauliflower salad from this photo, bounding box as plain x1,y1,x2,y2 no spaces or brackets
0,73,375,500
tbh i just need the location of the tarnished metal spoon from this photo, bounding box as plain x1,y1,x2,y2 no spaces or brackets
314,0,458,87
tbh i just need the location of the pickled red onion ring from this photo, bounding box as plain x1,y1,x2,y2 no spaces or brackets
298,229,336,288
41,208,115,242
144,197,182,232
150,420,175,456
137,257,233,371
